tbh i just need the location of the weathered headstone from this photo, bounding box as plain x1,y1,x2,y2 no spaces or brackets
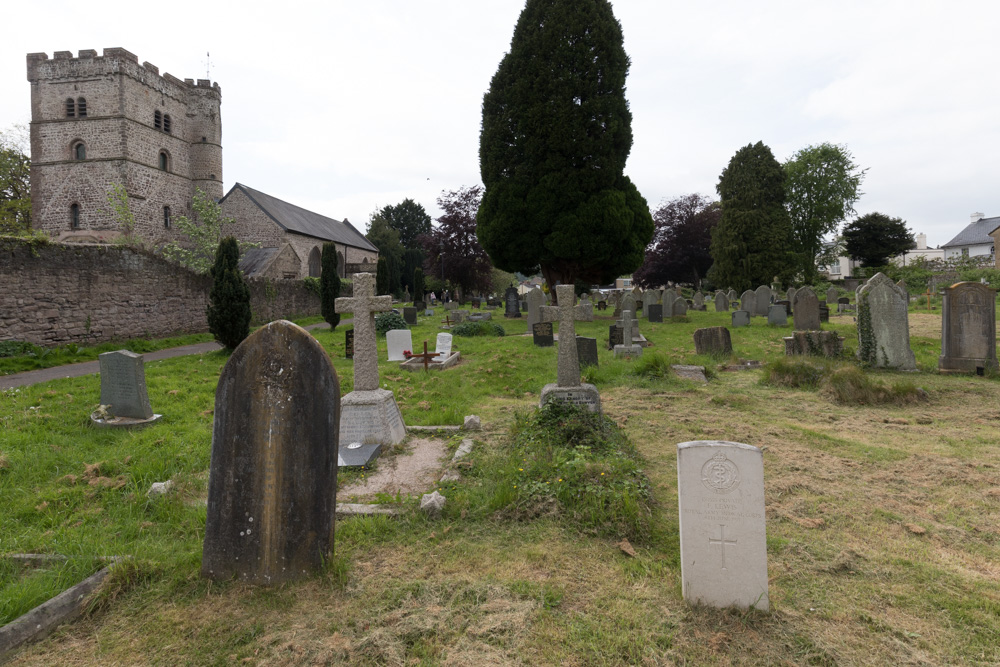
505,286,521,318
767,304,787,326
731,311,750,328
526,287,545,332
386,329,413,362
614,310,643,359
402,307,417,326
533,321,554,347
826,288,839,306
715,292,729,312
576,336,599,368
792,287,821,331
202,320,339,585
621,293,638,320
577,294,595,321
648,304,664,323
96,350,156,422
856,273,915,370
672,297,688,317
754,286,771,317
784,331,843,357
692,291,705,311
727,289,738,303
775,299,792,316
677,440,768,611
786,287,797,306
608,324,624,350
740,290,756,317
939,282,999,374
693,327,733,356
539,285,601,413
345,329,354,359
335,273,405,460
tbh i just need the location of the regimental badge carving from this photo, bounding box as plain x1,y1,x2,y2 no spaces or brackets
701,452,741,494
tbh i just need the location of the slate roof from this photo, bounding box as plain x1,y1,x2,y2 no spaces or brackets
238,247,279,277
941,216,1000,248
222,183,379,252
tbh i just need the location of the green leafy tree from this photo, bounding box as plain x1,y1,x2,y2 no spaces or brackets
412,267,425,303
784,143,866,281
0,124,31,235
207,237,252,349
633,194,720,289
376,257,390,296
843,212,915,268
320,242,341,329
477,0,654,301
104,183,138,246
422,186,495,298
376,199,432,249
365,212,403,295
709,142,795,292
161,189,256,274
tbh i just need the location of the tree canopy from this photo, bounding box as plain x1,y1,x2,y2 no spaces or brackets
633,194,720,289
843,212,914,267
365,213,403,296
376,198,432,249
161,190,256,274
709,141,796,292
421,186,495,299
206,237,252,350
784,143,866,281
477,0,653,296
0,124,30,235
320,242,341,330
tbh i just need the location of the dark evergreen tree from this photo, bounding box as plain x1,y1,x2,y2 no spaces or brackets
709,142,796,292
843,212,915,267
206,236,251,349
377,199,432,249
477,0,653,300
376,257,389,296
366,213,403,295
412,267,425,303
401,248,425,295
320,242,341,330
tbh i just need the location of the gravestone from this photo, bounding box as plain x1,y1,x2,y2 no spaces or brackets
386,329,413,362
608,324,624,350
856,273,915,370
577,294,595,321
775,299,792,316
792,287,821,331
740,291,756,316
731,311,750,328
648,304,664,323
96,350,157,421
577,336,599,368
753,286,771,317
335,273,406,461
621,293,638,320
403,307,418,325
403,286,410,303
677,440,768,611
692,291,705,311
533,321,554,347
614,310,642,359
727,289,738,303
539,285,601,413
939,282,999,373
672,297,688,317
413,300,426,312
597,300,607,311
786,287,797,306
826,288,839,306
505,286,521,318
202,321,339,585
452,310,468,323
897,279,907,300
526,287,545,332
784,331,843,357
693,327,732,356
436,332,453,359
715,292,729,312
819,303,830,323
767,304,787,326
345,329,354,359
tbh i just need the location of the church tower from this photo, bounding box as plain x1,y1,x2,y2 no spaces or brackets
26,48,222,245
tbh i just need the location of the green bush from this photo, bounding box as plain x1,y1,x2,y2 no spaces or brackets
452,321,505,337
0,341,41,358
206,237,251,349
374,312,408,337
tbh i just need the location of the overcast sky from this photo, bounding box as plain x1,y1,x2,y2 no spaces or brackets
2,0,997,248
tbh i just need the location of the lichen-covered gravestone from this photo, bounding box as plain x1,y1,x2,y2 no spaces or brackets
202,320,339,585
792,287,821,331
856,272,916,370
677,440,768,611
939,281,999,374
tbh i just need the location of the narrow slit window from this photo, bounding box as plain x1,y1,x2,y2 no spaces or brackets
154,110,162,130
77,97,87,117
159,151,168,171
65,98,75,117
74,142,86,160
163,114,171,133
163,206,171,229
70,204,80,229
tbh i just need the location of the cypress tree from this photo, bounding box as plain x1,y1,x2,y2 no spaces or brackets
477,0,653,294
206,236,251,349
708,142,795,292
412,267,425,303
319,242,341,329
376,257,389,296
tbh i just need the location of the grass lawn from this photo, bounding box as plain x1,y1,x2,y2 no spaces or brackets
2,303,999,665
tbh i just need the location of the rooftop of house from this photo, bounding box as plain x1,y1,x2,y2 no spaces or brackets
942,214,1000,248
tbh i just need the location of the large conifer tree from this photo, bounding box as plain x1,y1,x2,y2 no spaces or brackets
206,237,251,349
709,142,795,292
319,242,341,330
477,0,653,296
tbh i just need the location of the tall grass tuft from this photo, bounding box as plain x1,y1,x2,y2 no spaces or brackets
760,358,828,389
823,366,929,406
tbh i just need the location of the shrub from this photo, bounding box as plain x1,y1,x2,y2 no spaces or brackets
320,242,341,329
374,312,408,337
452,321,505,337
206,237,251,349
0,341,41,358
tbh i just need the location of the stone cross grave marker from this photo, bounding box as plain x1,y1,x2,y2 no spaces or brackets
538,285,601,412
614,310,642,358
386,329,413,362
96,350,157,422
336,273,392,392
856,272,915,370
202,320,339,585
939,281,999,374
677,440,768,611
792,287,821,331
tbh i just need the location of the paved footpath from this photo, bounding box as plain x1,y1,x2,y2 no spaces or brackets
0,321,344,390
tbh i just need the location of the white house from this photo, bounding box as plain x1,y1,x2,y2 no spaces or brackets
896,233,944,265
941,213,997,261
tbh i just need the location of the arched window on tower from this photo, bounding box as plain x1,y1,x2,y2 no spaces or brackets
163,206,171,229
65,98,75,117
163,114,171,133
73,142,86,160
154,110,162,130
308,246,322,278
70,204,80,229
159,150,169,171
77,98,87,117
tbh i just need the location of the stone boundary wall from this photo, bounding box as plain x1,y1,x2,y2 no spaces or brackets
0,239,326,346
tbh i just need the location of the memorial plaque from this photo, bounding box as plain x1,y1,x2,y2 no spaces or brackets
533,321,554,347
403,307,418,325
505,286,522,318
202,321,339,585
577,336,599,368
98,350,154,419
677,440,768,611
609,325,624,349
648,304,664,323
345,329,354,359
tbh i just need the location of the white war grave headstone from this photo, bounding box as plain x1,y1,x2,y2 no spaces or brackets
677,440,768,611
435,332,453,359
202,321,339,585
538,284,601,413
334,273,405,466
386,329,413,362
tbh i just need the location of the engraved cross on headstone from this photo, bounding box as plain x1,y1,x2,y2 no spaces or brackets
539,285,590,387
335,273,392,392
709,524,738,571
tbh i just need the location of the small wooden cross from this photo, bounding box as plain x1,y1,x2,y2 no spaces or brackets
409,341,440,372
924,287,933,310
441,315,452,328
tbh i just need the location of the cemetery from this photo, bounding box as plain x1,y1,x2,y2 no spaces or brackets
2,282,1000,665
